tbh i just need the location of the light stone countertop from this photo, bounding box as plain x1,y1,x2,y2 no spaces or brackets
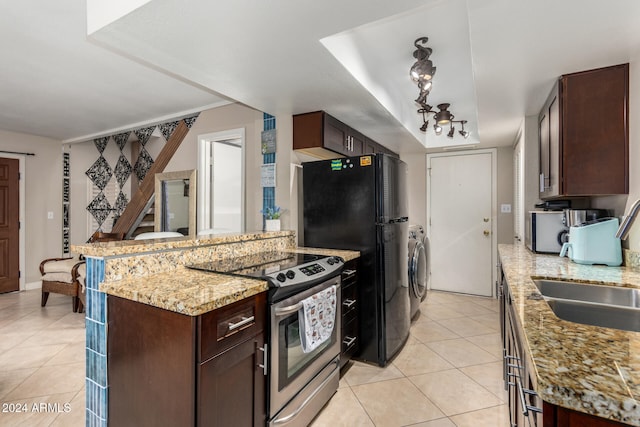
499,243,640,425
100,247,359,316
100,265,269,316
73,230,295,258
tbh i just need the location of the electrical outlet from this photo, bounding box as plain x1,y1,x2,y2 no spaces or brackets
47,211,54,219
501,204,512,213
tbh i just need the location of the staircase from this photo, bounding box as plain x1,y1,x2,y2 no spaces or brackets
112,120,190,239
130,205,155,239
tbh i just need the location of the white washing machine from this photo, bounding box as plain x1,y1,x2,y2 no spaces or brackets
408,225,430,319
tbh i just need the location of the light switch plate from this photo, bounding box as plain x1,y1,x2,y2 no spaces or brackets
47,211,54,219
501,204,512,213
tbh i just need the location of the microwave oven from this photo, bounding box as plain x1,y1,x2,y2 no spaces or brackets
526,211,567,254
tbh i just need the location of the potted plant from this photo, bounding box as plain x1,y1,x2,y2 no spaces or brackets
261,206,282,231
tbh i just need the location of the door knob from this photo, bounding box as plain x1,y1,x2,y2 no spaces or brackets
483,218,489,222
483,230,490,236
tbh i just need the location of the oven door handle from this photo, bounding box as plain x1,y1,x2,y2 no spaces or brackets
274,302,304,317
274,283,341,318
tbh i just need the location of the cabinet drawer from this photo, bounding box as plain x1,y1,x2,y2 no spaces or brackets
341,315,359,362
341,268,357,287
342,283,358,320
199,292,266,362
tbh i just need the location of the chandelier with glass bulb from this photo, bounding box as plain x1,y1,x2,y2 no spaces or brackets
411,37,469,139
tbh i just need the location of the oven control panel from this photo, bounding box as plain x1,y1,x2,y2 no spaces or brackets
269,256,344,287
300,263,325,276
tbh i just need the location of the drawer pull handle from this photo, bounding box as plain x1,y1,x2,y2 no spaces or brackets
258,344,268,376
517,379,542,417
342,269,357,279
526,404,543,414
227,316,255,331
343,299,356,308
517,378,528,417
343,336,357,347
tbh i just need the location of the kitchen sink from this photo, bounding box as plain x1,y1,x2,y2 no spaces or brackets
544,298,640,332
532,279,640,332
533,279,640,308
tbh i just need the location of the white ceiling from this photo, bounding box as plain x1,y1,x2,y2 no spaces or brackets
2,0,640,153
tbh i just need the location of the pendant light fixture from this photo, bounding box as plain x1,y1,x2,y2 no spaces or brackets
410,37,469,139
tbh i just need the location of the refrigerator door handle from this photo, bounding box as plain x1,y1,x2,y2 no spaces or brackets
389,217,409,224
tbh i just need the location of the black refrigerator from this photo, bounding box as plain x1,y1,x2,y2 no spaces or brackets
302,153,410,366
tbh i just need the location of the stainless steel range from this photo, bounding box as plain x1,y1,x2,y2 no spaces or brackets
189,251,344,426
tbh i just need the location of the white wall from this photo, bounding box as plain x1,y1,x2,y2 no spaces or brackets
617,60,640,250
496,146,514,244
165,104,265,232
275,115,298,235
400,153,427,228
0,130,64,286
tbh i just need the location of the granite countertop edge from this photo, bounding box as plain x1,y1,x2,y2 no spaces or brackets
99,247,359,316
73,230,296,258
499,243,640,425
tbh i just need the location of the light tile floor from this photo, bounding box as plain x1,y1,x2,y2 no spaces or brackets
0,290,85,427
311,290,509,427
0,289,507,427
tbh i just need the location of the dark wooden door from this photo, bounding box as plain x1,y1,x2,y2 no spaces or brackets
0,157,19,293
324,114,349,154
562,64,629,196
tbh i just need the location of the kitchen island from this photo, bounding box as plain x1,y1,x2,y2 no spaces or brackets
72,230,358,426
499,243,640,426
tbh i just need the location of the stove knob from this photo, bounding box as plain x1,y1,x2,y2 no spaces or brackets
276,273,287,282
327,258,335,265
286,270,296,279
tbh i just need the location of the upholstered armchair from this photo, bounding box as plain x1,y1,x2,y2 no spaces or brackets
40,231,123,313
40,256,85,313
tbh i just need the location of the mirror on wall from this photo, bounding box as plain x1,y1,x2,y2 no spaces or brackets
198,129,245,236
154,169,197,238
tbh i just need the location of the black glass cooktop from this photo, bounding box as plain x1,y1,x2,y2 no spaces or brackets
187,251,327,278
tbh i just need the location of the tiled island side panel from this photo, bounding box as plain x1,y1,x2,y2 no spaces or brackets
85,257,107,427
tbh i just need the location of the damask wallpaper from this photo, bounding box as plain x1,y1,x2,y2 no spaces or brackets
84,114,199,233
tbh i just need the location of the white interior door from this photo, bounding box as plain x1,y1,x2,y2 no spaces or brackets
197,129,245,234
427,150,495,297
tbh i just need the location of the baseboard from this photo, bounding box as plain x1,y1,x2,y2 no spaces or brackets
25,281,42,291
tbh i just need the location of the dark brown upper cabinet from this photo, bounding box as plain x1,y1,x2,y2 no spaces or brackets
293,111,398,159
539,63,629,199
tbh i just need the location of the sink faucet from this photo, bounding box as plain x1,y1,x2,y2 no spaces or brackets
616,199,640,240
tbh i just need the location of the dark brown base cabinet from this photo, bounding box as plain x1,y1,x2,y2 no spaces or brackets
500,268,626,427
340,260,359,369
107,292,266,427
